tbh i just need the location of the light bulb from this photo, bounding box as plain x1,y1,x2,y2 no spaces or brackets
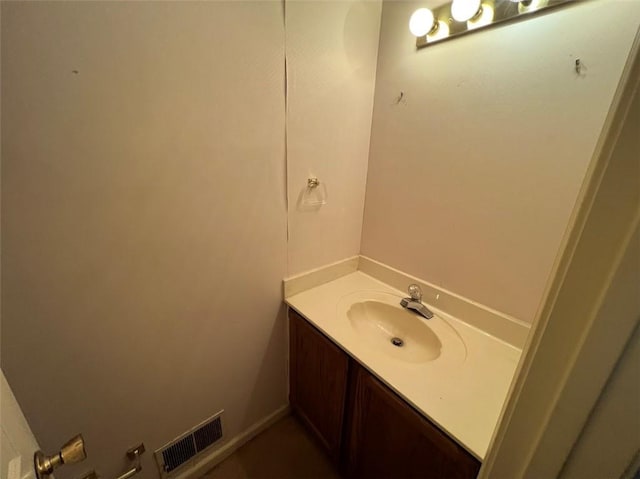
409,8,436,37
428,21,450,41
451,0,482,22
467,2,494,29
518,0,549,13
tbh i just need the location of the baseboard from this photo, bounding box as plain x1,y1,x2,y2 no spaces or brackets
173,404,291,479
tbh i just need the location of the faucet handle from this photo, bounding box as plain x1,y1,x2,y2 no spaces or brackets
408,284,422,302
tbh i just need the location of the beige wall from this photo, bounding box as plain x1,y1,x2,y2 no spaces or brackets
481,40,640,478
1,3,288,479
1,1,385,477
286,0,381,275
361,0,640,321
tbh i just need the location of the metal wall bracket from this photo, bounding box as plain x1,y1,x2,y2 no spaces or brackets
126,444,145,461
115,443,145,479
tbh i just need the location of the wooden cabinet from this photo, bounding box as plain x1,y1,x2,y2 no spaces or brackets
344,363,480,479
289,308,350,461
288,308,480,479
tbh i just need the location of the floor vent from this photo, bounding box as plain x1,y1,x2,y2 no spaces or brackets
155,410,224,477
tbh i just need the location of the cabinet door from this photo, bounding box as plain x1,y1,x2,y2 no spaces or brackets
289,308,350,461
345,363,480,479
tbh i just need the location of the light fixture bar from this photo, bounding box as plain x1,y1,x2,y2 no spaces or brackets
415,0,576,49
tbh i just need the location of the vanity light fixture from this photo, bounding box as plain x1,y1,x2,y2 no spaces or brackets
451,0,482,22
410,0,574,49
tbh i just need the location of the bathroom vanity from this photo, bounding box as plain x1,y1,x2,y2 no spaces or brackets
289,308,480,478
285,266,526,478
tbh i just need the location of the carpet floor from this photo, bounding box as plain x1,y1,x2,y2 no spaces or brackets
201,415,342,479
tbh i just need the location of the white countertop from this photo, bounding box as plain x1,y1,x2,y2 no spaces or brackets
285,271,522,460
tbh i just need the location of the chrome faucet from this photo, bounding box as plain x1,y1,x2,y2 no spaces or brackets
400,284,434,320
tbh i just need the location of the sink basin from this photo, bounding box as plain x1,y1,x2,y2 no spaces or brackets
337,291,467,365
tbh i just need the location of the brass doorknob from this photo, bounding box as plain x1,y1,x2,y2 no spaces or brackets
60,434,87,464
35,434,87,479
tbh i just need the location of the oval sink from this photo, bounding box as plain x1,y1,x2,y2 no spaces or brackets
337,291,466,365
347,300,442,362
